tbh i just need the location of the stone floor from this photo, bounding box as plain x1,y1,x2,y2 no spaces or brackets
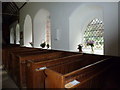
1,65,18,89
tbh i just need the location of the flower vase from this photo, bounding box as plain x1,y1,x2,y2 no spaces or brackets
91,46,94,53
79,49,82,53
78,44,82,53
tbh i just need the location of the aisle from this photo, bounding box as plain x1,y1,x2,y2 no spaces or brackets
1,66,18,89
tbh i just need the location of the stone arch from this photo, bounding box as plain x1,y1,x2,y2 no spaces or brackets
33,8,51,48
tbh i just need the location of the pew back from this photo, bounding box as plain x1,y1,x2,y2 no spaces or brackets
26,53,81,88
9,49,43,77
14,50,77,87
45,55,111,88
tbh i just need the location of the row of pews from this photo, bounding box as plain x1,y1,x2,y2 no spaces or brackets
2,44,120,89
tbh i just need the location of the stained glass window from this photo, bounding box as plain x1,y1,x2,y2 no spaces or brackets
83,18,104,54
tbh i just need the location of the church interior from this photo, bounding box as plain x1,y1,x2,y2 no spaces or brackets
1,1,120,89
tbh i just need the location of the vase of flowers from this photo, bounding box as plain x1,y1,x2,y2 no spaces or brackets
40,42,46,48
77,44,83,53
86,40,94,52
46,44,50,49
29,42,33,47
40,41,50,49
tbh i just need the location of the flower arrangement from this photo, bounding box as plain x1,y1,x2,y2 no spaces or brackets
86,40,94,47
40,41,50,49
86,40,94,51
46,44,50,49
29,42,33,46
77,44,83,52
40,42,46,48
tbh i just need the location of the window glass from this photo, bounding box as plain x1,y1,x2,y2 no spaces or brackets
83,18,104,55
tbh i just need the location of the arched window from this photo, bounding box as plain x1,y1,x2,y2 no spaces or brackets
83,18,104,55
45,16,51,48
10,28,14,44
16,24,20,44
24,15,32,47
34,9,51,48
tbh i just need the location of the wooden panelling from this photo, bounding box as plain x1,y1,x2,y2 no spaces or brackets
45,55,111,88
26,53,81,88
3,44,120,89
13,50,73,87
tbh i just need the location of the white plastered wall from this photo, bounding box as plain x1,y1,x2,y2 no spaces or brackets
33,9,50,48
23,14,32,47
118,1,120,56
19,2,119,56
10,28,14,44
69,4,103,52
16,24,20,44
9,21,18,44
69,2,119,56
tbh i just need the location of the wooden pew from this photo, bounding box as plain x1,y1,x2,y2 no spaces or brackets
45,54,111,88
3,46,24,69
13,50,72,88
8,48,44,77
2,44,20,65
2,46,21,70
3,46,40,71
102,57,120,88
26,52,80,88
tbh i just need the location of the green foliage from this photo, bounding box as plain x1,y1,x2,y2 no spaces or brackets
40,42,46,48
40,42,50,49
46,44,50,49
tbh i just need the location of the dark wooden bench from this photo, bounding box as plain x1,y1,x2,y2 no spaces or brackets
8,48,44,77
26,52,80,88
2,44,20,66
45,54,111,88
12,50,71,87
3,46,41,71
2,46,22,70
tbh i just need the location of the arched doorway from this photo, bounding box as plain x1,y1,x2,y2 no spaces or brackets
24,15,33,47
16,24,20,44
34,9,51,48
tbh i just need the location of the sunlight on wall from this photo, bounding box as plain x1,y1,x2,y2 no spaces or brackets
69,3,103,55
34,9,51,48
10,28,14,44
16,24,20,44
24,14,32,47
82,18,104,55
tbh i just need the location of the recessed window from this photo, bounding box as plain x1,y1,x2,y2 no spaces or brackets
10,28,14,44
83,18,104,55
16,24,20,44
34,9,51,48
45,17,51,48
24,15,32,47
